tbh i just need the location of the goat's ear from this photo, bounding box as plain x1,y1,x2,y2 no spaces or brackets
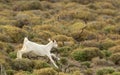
48,38,52,42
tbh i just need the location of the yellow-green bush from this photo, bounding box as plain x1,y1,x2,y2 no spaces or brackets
59,72,70,75
109,45,120,53
52,35,75,46
6,70,15,75
103,26,116,34
73,9,97,21
99,39,116,50
56,10,75,23
33,25,61,34
52,35,74,41
87,21,107,30
0,33,11,42
0,41,14,53
109,53,120,65
71,47,103,61
83,69,93,75
14,71,32,75
71,30,97,41
88,2,115,10
33,68,57,75
0,3,10,10
114,25,120,34
13,1,43,11
71,0,97,4
33,60,50,69
0,25,27,43
107,34,120,40
102,50,112,58
38,31,55,40
96,67,115,75
81,40,100,47
11,59,34,71
9,52,17,59
96,9,116,16
112,72,120,75
72,70,81,75
14,13,31,28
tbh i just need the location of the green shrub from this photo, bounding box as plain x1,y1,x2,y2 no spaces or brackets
68,22,85,32
0,41,14,53
71,30,97,41
60,57,68,65
9,52,17,59
112,72,120,75
102,50,112,58
81,61,91,68
52,35,73,41
0,25,27,43
71,47,103,61
83,69,93,75
33,60,50,69
6,70,15,75
99,39,116,50
96,67,115,75
14,71,32,75
11,59,34,71
103,26,116,34
0,33,11,42
33,25,61,34
58,46,72,57
109,53,120,65
52,35,74,46
33,68,57,75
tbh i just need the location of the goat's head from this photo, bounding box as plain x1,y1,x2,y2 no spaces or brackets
48,38,58,48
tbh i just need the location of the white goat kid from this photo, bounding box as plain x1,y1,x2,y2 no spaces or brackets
17,37,60,68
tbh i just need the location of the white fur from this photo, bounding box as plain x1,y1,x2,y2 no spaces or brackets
17,37,60,68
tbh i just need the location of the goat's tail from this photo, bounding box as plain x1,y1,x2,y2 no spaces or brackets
24,37,28,43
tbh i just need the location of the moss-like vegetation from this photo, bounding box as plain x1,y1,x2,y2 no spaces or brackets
0,0,120,75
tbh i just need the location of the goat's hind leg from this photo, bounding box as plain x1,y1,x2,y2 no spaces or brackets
47,55,58,68
51,53,60,60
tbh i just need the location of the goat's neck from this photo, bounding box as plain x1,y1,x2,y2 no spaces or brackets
45,41,53,51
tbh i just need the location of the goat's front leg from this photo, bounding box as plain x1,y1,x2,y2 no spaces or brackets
17,50,23,59
51,53,60,60
47,54,58,68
